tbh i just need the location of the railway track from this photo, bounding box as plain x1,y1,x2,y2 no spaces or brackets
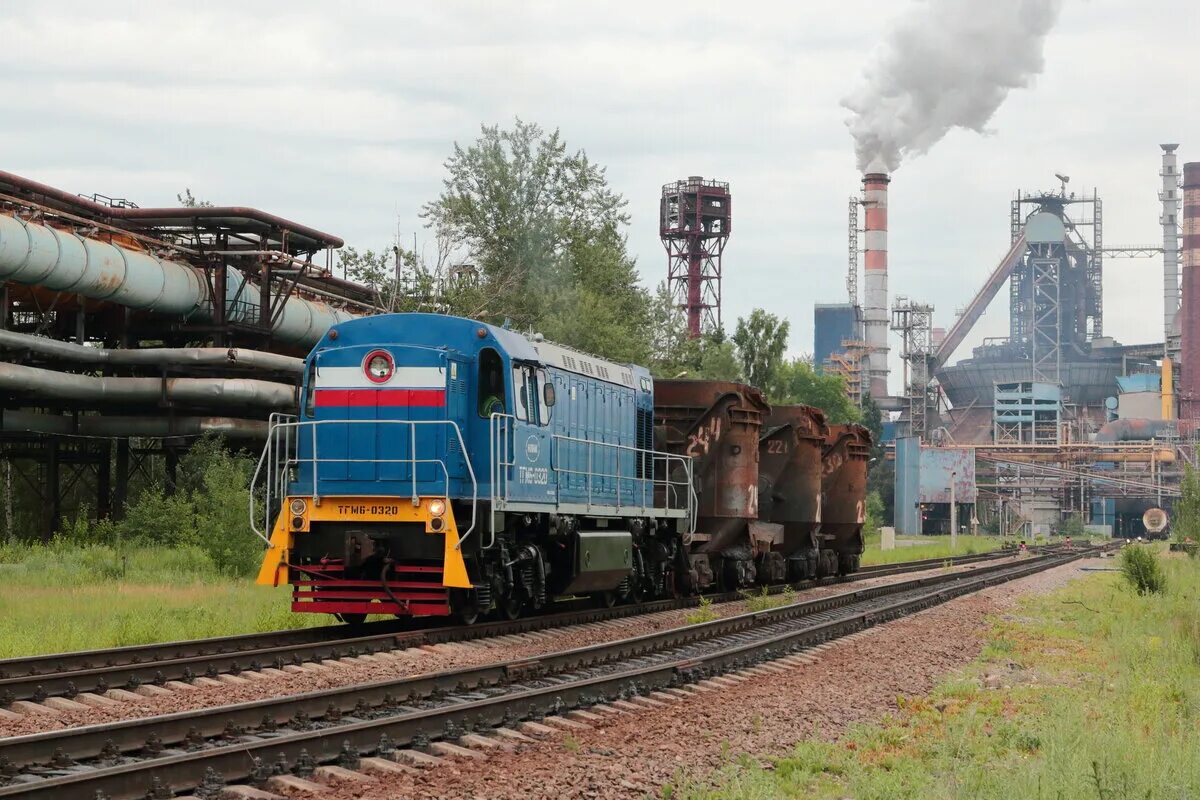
0,545,1099,800
0,548,1041,709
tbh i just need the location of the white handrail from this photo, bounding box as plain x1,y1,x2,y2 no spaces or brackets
249,418,479,548
550,433,694,520
248,412,298,545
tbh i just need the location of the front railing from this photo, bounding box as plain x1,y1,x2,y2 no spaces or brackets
250,418,478,548
488,413,696,546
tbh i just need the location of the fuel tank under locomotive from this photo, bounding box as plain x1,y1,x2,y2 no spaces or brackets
653,379,771,589
758,404,829,580
820,423,872,575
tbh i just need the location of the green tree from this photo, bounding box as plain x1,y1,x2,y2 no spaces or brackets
732,309,789,392
421,119,633,335
771,359,861,423
176,189,213,208
87,436,262,576
538,222,651,364
696,335,740,381
647,286,741,381
859,392,885,453
860,391,893,524
1173,464,1200,542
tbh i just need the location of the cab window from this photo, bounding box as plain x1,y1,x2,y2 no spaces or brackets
303,358,317,417
512,364,542,423
478,348,506,417
512,366,530,421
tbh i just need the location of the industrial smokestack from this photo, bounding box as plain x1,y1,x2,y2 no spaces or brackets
1162,144,1181,352
1182,161,1200,420
862,172,890,399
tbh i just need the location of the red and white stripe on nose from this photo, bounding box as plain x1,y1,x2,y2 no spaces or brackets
314,365,445,407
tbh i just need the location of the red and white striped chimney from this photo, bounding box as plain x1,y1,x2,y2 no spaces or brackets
862,172,890,399
1181,161,1200,420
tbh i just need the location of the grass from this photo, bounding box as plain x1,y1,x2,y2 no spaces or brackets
0,540,316,658
685,595,719,625
1119,543,1167,595
741,585,797,612
859,533,1005,567
671,548,1200,800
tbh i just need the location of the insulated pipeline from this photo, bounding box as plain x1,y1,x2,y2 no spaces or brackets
0,328,304,373
0,410,268,439
0,213,358,347
0,362,295,409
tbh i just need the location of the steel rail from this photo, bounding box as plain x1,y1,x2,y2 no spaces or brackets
0,553,1047,772
0,547,1048,706
0,547,1102,800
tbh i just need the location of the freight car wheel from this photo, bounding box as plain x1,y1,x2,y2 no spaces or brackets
336,613,367,626
592,590,617,609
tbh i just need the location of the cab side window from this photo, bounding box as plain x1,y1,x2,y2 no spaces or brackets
478,348,506,417
512,366,530,422
303,358,317,417
512,364,544,423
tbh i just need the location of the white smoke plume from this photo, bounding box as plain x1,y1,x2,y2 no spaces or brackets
843,0,1064,173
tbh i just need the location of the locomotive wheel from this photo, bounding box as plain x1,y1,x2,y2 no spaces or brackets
628,580,645,604
337,613,367,626
500,592,523,620
450,588,481,625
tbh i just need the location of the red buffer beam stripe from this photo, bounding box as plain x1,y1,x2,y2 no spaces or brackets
314,389,446,407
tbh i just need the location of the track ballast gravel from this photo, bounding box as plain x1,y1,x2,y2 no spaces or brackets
315,556,1102,800
0,559,1010,739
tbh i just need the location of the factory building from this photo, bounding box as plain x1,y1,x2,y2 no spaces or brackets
824,145,1192,538
813,303,860,371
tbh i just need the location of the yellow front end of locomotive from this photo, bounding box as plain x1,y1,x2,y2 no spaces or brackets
255,495,471,589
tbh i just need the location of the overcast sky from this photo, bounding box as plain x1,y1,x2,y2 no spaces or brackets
2,1,1196,393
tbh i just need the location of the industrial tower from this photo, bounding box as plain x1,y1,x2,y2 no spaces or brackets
661,177,731,337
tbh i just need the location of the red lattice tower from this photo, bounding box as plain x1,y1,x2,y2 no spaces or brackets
660,177,731,337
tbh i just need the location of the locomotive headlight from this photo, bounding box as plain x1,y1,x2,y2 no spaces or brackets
428,499,446,517
363,350,394,383
289,498,307,516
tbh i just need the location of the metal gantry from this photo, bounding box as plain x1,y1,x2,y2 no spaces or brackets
660,178,731,338
1029,252,1062,385
890,296,936,440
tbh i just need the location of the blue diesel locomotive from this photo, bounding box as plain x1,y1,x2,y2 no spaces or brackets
253,312,866,623
254,312,695,623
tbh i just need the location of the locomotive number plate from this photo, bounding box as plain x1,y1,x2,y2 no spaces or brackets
335,504,402,516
